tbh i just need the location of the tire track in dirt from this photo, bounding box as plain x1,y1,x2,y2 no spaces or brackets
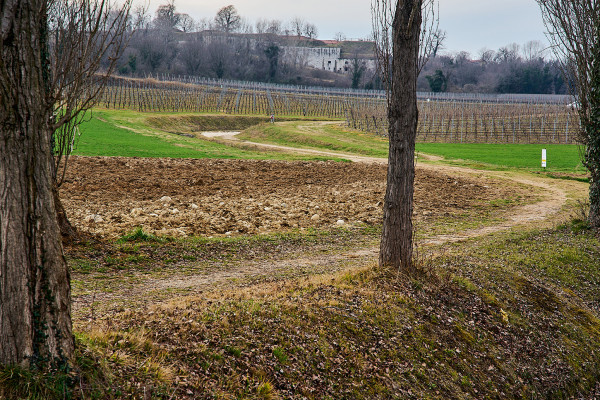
142,171,570,293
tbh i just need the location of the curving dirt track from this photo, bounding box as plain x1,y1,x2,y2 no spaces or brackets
201,127,582,239
66,128,587,317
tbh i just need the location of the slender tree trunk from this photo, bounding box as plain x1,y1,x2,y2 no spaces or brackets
379,0,422,272
586,115,600,229
586,30,600,229
0,0,73,368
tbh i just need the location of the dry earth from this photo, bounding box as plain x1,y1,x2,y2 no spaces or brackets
61,156,523,239
60,128,596,400
64,138,587,318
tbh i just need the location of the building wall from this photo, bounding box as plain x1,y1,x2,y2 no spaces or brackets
189,32,376,75
281,46,375,74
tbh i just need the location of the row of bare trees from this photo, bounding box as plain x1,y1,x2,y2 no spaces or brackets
110,2,377,88
134,1,321,39
419,51,567,94
126,31,296,82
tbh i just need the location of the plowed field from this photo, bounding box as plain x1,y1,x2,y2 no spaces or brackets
60,156,520,238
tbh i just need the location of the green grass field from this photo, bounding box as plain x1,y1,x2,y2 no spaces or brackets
74,114,215,158
416,143,586,173
74,110,342,162
238,121,390,158
75,109,587,175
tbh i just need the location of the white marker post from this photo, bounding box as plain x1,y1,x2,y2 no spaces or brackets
542,148,547,169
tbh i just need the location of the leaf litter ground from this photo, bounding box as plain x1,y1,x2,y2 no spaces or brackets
59,155,600,399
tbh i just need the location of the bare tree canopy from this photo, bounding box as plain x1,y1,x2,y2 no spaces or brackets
214,5,241,33
154,0,180,30
290,17,306,37
536,0,600,227
371,0,439,96
256,18,283,35
132,4,151,30
50,0,133,188
49,0,133,240
537,0,598,112
523,39,547,61
178,13,196,32
304,22,318,39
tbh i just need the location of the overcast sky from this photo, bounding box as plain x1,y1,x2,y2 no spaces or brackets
145,0,549,57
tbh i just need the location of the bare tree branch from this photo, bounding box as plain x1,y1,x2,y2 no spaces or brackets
537,0,598,127
49,0,133,187
371,0,439,104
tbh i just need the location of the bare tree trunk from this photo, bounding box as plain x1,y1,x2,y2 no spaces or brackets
586,40,600,228
54,185,79,242
590,172,600,227
0,0,73,368
584,27,600,229
379,0,422,272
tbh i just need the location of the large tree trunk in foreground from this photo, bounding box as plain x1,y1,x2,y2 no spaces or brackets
379,0,422,272
0,0,73,368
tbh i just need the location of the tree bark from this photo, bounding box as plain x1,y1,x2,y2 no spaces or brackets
379,0,422,272
586,29,600,229
0,0,73,368
54,185,79,242
589,173,600,227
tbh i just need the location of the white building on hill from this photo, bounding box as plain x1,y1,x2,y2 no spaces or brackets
281,46,375,74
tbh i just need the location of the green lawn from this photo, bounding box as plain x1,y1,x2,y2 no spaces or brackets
416,143,586,173
74,109,586,175
74,114,218,158
73,110,341,161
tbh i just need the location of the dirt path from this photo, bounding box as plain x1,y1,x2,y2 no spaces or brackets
203,127,577,238
201,131,241,139
73,128,587,318
202,126,387,164
143,164,573,289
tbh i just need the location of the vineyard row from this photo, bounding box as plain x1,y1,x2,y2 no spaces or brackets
96,77,581,144
97,78,380,118
350,101,581,144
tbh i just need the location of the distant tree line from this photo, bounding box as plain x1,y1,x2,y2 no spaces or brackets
111,1,373,88
418,41,568,94
109,2,566,94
